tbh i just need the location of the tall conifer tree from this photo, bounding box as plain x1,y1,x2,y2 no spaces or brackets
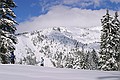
112,12,120,70
0,0,17,64
99,10,120,71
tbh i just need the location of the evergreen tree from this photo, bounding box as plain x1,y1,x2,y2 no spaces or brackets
99,10,119,71
0,0,17,64
91,49,98,70
84,51,90,69
112,12,120,70
21,47,37,65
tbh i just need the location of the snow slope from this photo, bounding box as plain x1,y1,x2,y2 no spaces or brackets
0,64,120,80
14,27,100,67
15,33,53,67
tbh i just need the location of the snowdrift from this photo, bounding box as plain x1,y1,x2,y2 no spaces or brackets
0,64,120,80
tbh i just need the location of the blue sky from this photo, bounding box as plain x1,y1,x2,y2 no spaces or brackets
13,0,120,33
14,0,120,23
14,0,41,22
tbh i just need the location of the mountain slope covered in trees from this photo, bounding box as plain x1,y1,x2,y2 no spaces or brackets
15,27,100,69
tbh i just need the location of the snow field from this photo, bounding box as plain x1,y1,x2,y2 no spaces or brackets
0,64,120,80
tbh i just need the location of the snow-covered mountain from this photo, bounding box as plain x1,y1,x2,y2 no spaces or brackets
15,27,100,67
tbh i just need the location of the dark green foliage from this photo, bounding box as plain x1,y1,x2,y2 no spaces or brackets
99,10,120,71
90,49,99,69
0,0,17,64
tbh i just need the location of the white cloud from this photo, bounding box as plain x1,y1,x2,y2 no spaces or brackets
93,0,100,7
17,5,120,33
63,0,80,4
79,2,93,8
110,0,120,3
63,0,101,7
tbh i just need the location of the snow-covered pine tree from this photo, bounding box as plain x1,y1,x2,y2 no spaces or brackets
20,47,37,65
84,51,90,69
112,12,120,70
0,0,17,64
91,49,98,70
99,10,119,71
75,50,87,69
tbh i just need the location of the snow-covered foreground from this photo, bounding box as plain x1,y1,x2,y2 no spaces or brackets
0,65,120,80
